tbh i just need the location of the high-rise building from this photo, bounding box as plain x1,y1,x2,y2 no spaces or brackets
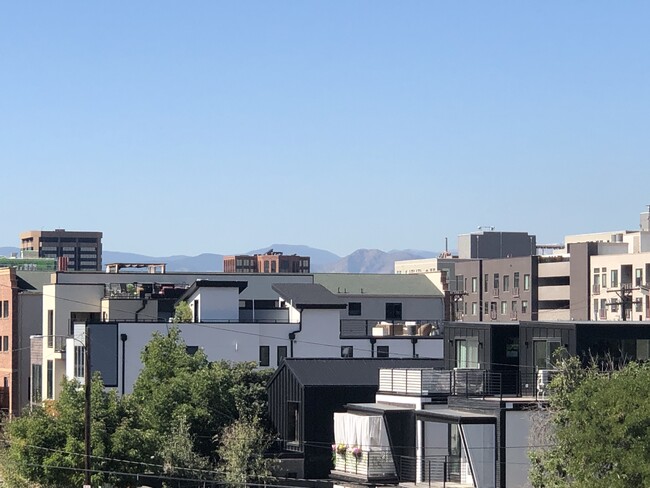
19,229,103,271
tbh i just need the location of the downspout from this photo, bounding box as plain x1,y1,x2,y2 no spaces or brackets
411,337,418,358
370,338,376,358
120,334,127,395
135,299,148,323
289,306,303,358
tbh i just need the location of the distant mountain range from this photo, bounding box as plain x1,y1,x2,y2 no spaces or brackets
1,244,440,274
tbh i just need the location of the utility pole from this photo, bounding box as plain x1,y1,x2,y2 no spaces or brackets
607,284,639,321
84,323,91,488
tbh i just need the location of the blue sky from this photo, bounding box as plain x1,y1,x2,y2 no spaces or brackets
1,2,649,257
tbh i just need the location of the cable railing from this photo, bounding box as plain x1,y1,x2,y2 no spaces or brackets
399,455,470,487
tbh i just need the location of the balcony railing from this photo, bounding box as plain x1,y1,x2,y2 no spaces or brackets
333,449,397,482
592,284,601,294
512,287,520,297
398,455,471,486
379,368,545,400
340,320,442,339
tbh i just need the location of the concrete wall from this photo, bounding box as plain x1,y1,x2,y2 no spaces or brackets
101,298,159,322
190,287,240,321
505,410,533,488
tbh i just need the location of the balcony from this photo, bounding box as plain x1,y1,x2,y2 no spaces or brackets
592,284,601,295
379,368,544,400
332,449,397,484
512,287,520,297
398,455,473,487
340,320,442,339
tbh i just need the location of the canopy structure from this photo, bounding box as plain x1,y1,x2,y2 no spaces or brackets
334,412,391,451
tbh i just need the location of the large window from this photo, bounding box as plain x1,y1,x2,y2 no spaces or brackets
503,275,510,292
514,272,520,289
524,274,531,291
493,273,499,291
455,338,479,368
471,277,478,293
2,300,8,318
611,269,619,288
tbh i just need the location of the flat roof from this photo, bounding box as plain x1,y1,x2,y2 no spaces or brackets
178,279,248,302
417,406,497,424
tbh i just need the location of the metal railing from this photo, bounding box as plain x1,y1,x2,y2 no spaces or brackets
399,455,468,486
340,319,443,338
379,368,545,400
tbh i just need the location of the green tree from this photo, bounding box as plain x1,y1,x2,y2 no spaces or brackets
216,414,276,486
530,359,650,488
173,300,193,323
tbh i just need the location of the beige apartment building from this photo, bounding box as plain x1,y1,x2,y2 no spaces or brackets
20,229,103,271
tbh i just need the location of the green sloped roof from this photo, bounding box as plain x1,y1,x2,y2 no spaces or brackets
313,273,443,297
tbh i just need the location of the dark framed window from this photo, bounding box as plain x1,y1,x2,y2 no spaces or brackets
341,346,354,358
259,345,270,366
277,346,287,366
377,345,389,358
31,364,42,403
2,300,7,318
46,360,53,399
287,401,300,442
3,336,8,352
193,299,199,322
348,302,362,316
385,303,402,321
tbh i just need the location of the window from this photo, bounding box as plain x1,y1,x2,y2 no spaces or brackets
471,302,478,315
377,345,389,358
31,364,42,403
271,261,277,273
601,268,607,288
471,277,478,293
499,301,506,314
484,274,489,293
264,261,270,273
2,300,8,318
74,345,85,378
484,302,489,315
463,302,467,315
0,302,3,318
193,299,199,322
493,273,499,291
2,336,8,352
522,300,528,313
611,269,619,288
636,268,643,287
593,272,600,287
287,402,300,442
385,303,402,321
348,302,362,316
341,346,354,358
514,272,520,289
511,301,517,313
277,345,287,366
533,339,561,369
637,339,650,361
455,338,479,368
503,275,510,292
636,299,643,313
524,274,530,291
593,298,599,319
46,360,53,400
259,346,270,367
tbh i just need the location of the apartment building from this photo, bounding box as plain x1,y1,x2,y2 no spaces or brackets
223,249,310,273
0,268,50,415
33,270,444,401
20,229,103,271
457,230,536,259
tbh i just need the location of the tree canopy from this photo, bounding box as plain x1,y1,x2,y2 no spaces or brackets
0,326,275,487
530,358,650,488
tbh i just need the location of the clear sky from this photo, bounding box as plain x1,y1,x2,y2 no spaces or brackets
1,2,649,257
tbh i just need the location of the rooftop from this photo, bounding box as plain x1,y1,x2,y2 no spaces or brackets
272,283,346,309
313,273,443,297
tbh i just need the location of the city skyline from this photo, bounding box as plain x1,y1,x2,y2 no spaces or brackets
1,2,649,256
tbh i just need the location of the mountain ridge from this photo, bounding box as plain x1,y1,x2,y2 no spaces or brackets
1,245,439,274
